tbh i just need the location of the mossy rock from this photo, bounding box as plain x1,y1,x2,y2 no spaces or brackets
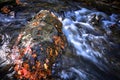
9,10,66,80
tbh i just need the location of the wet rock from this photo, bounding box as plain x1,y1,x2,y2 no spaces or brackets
5,10,66,80
109,24,120,43
12,0,78,14
72,0,120,14
88,14,103,26
0,0,24,14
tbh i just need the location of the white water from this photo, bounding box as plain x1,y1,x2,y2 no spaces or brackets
58,8,120,80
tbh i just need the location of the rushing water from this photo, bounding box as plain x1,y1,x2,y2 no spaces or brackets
0,3,120,80
55,8,120,80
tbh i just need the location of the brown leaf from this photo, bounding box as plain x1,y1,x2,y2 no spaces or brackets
1,6,10,14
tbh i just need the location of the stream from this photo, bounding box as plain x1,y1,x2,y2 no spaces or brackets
0,1,120,80
55,8,120,80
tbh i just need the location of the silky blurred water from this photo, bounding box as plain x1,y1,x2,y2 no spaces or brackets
56,8,120,80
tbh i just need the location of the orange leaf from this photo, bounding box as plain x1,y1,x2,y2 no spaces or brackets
1,6,10,14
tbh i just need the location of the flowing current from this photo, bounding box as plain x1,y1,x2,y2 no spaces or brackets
0,6,120,80
55,8,120,80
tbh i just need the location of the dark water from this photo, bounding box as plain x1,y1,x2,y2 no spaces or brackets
0,1,120,80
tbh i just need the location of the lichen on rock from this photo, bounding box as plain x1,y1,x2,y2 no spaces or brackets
8,10,66,80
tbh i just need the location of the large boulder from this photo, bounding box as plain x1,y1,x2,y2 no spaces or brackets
0,10,66,80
